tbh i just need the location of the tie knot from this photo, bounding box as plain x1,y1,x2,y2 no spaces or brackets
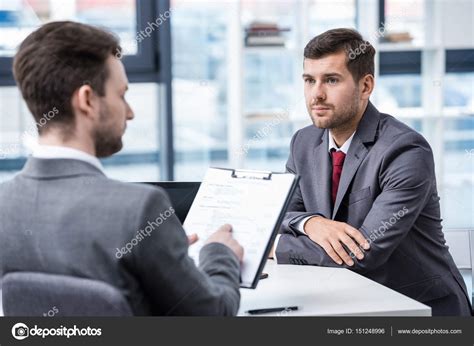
331,150,346,166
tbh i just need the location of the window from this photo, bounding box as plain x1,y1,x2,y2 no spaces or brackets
0,0,172,182
0,0,137,57
171,1,230,180
382,0,425,45
309,0,356,37
171,0,357,179
442,72,474,229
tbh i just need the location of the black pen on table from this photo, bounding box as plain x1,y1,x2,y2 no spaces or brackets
245,306,299,315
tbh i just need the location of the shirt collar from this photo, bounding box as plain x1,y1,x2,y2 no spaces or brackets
32,144,104,173
328,131,355,154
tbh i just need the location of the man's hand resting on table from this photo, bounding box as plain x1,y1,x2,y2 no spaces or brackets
304,216,370,266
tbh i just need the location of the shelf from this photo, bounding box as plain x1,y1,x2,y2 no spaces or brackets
243,45,296,54
377,42,442,52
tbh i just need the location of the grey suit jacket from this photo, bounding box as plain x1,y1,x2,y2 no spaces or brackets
276,102,471,316
0,158,240,315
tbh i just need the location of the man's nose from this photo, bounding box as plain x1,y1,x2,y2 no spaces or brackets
312,81,326,102
127,104,134,120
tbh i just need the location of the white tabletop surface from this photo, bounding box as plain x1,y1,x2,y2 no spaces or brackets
0,262,431,317
238,260,431,316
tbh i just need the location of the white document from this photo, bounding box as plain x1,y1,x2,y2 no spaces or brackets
183,168,297,288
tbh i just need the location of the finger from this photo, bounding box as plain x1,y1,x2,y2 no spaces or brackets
238,244,244,262
219,224,232,232
344,225,370,250
339,234,364,260
330,239,354,266
231,240,244,262
321,241,343,265
187,233,199,245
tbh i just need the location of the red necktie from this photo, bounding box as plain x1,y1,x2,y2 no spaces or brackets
331,149,346,204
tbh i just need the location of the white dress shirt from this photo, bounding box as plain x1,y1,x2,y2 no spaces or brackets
273,131,355,261
295,130,355,232
32,144,104,173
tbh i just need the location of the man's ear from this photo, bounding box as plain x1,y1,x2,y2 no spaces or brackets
72,84,100,120
359,74,375,101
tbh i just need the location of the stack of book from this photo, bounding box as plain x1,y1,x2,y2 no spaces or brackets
244,21,290,47
380,32,413,43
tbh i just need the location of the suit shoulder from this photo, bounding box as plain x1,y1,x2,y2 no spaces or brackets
101,179,170,206
0,173,25,196
298,124,323,136
292,124,323,145
378,113,430,149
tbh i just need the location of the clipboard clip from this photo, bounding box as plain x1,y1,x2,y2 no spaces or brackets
231,169,272,180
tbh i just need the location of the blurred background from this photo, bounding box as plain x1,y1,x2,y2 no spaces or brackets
0,0,472,299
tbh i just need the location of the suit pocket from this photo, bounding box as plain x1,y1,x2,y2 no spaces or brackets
347,186,371,205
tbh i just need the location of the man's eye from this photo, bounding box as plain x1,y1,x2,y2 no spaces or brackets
304,79,315,84
327,78,338,85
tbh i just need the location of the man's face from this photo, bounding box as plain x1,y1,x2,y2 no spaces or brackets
93,56,134,158
302,51,361,130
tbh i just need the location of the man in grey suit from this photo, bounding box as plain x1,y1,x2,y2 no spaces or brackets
273,28,471,316
0,21,243,315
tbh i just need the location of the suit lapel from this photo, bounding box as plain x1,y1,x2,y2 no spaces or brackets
331,101,380,219
313,130,332,218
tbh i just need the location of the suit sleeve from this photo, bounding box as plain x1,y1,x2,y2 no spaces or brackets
276,132,435,274
281,130,325,235
126,189,241,315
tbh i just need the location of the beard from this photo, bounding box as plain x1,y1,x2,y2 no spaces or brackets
309,91,360,130
93,101,123,158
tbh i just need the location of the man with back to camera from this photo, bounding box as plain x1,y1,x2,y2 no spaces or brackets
271,28,472,316
0,21,244,316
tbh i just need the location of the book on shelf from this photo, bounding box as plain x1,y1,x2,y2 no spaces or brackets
380,31,413,43
244,21,290,47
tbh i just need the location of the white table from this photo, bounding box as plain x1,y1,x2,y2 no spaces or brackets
0,263,431,317
239,260,431,316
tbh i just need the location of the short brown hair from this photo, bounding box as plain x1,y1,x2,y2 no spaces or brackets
304,28,375,82
13,21,121,135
